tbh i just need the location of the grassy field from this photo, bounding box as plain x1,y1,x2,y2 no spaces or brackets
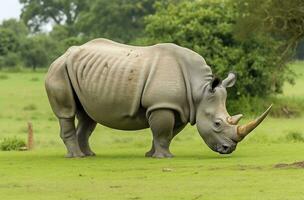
0,62,304,200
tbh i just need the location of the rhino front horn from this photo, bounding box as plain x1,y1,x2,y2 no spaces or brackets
237,104,273,139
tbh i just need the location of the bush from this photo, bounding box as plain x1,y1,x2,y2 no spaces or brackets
23,104,37,111
285,132,304,142
4,65,24,72
0,28,19,55
0,52,22,68
143,0,288,98
0,137,26,151
0,74,9,80
20,34,62,70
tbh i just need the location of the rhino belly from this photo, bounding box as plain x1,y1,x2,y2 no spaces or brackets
67,50,150,130
84,103,149,130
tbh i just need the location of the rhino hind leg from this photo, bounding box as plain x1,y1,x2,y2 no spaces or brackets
59,118,85,158
45,56,84,158
147,109,176,158
76,110,97,156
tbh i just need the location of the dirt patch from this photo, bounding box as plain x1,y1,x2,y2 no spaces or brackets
207,165,263,171
274,163,289,168
275,161,304,168
236,165,263,171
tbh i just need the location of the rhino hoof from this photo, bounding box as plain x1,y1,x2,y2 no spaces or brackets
65,152,86,158
145,150,154,157
84,151,96,157
152,151,174,159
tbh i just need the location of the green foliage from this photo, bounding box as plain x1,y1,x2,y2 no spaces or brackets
0,19,28,69
0,20,27,69
20,34,59,69
143,0,288,98
0,19,29,37
20,0,88,34
49,25,70,41
235,0,304,60
0,52,22,69
0,137,26,151
77,0,156,43
62,36,85,49
0,28,19,55
285,131,304,142
49,25,85,54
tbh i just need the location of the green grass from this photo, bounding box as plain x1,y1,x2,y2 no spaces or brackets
0,62,304,200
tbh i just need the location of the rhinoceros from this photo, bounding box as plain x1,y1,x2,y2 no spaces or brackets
45,38,272,158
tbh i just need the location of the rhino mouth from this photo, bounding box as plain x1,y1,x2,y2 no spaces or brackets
203,138,237,154
215,138,237,154
217,144,236,154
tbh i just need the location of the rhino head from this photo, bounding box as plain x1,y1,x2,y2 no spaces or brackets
195,72,272,154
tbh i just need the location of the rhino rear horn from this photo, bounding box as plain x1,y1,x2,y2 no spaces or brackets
227,114,243,125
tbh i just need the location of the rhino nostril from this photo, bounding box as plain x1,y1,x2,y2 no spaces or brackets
222,144,230,151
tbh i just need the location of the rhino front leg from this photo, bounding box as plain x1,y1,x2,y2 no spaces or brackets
145,141,155,157
147,109,175,158
76,110,97,156
59,118,85,158
145,121,186,158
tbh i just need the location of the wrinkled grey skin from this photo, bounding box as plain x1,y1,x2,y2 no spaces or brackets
45,38,260,158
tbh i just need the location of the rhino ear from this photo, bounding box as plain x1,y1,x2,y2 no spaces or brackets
222,72,237,88
210,76,221,91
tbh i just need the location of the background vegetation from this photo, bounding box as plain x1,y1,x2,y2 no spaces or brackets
0,0,303,100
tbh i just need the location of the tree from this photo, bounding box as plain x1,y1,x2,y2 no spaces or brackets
20,0,88,34
143,0,287,98
20,34,58,70
49,24,85,52
235,0,304,61
0,19,29,38
76,0,156,43
19,0,157,43
0,19,28,68
0,29,19,55
0,28,21,68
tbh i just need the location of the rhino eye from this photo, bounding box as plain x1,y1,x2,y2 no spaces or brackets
214,121,221,127
213,119,223,128
213,120,223,133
